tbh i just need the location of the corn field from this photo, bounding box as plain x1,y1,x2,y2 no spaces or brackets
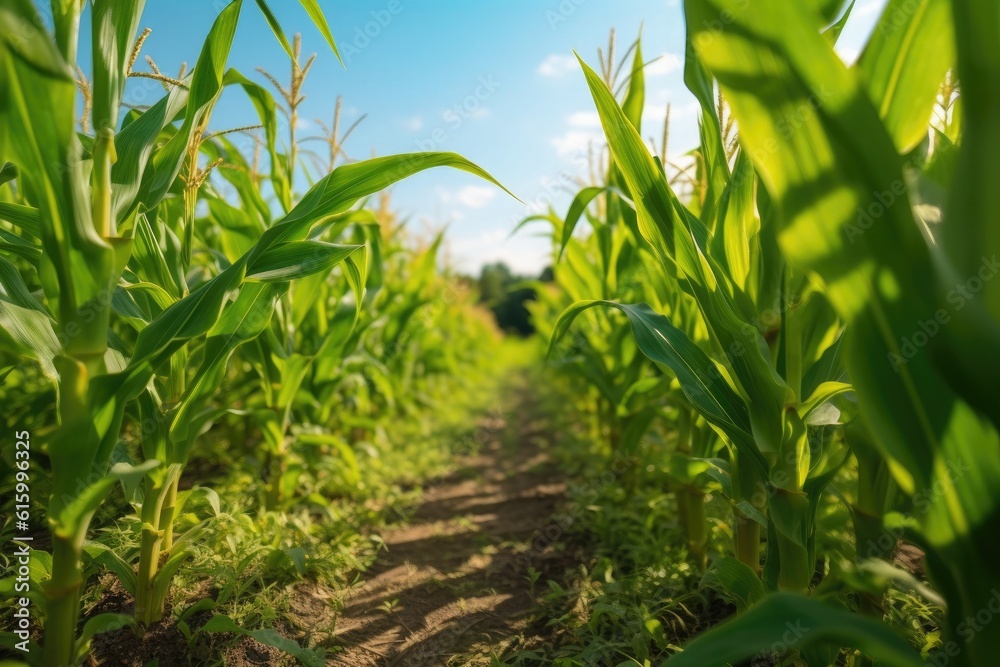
0,0,997,666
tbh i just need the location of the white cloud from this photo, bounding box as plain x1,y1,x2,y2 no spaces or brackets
672,100,702,118
551,130,604,158
449,228,549,276
538,53,577,77
454,185,497,209
403,116,424,132
550,111,606,159
567,110,601,128
645,52,683,77
856,0,884,16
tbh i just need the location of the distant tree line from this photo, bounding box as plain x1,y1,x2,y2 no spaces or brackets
474,262,551,336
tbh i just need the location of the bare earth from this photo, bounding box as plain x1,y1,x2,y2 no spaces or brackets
328,396,567,666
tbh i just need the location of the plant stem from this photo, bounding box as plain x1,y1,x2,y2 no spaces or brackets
161,478,179,553
266,442,287,510
770,489,812,593
732,450,763,574
684,487,708,572
134,482,166,626
42,535,84,667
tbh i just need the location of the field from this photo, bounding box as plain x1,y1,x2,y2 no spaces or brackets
0,0,998,665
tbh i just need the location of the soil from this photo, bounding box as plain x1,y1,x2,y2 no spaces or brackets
88,578,292,667
327,389,571,666
86,379,574,666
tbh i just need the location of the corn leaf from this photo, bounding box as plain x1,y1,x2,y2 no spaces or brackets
661,593,921,667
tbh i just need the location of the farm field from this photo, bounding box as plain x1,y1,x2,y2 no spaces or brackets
1,0,998,666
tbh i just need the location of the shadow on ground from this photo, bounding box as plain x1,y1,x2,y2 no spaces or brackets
329,382,569,666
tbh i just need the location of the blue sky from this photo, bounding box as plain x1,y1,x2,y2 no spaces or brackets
109,0,887,276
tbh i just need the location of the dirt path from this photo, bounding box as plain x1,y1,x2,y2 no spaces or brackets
329,387,567,666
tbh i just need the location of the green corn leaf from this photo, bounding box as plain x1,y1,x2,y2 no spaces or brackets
254,152,514,253
168,282,285,457
558,186,625,260
245,241,361,282
53,460,160,537
0,162,16,186
73,613,134,662
343,250,368,317
1,0,115,353
621,36,644,131
0,202,41,240
661,593,922,667
710,149,759,293
578,52,791,454
141,0,242,208
223,69,289,213
85,544,137,595
797,381,853,422
296,0,343,66
857,0,955,153
682,41,729,225
89,0,145,136
550,300,766,475
0,256,46,313
111,81,189,225
0,227,41,262
0,299,59,379
824,0,856,43
199,615,325,666
253,0,294,59
942,0,1000,326
713,556,765,613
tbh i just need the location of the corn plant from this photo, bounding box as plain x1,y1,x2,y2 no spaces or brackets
539,0,997,664
0,1,507,663
659,1,999,665
530,36,736,572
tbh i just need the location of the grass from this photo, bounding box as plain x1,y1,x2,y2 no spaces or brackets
0,1,996,666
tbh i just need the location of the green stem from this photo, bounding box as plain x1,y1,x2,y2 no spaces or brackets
52,0,83,62
92,129,115,239
676,484,690,543
783,271,804,401
266,444,287,510
42,535,84,667
161,478,179,553
732,450,763,574
684,487,708,572
134,482,166,626
734,513,761,573
847,422,894,618
771,489,812,593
